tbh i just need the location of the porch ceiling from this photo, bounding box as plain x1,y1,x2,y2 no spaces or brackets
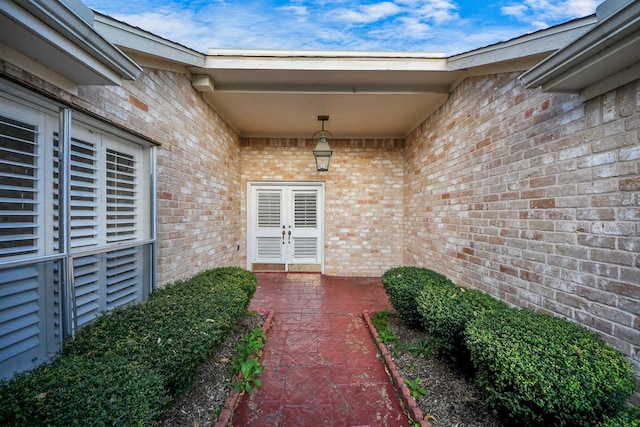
189,51,463,139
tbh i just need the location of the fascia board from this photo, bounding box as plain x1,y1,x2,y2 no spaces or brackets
448,17,597,72
203,50,449,72
94,14,205,68
3,0,142,83
519,0,640,94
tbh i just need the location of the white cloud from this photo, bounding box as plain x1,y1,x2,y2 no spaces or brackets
277,5,309,18
501,4,528,19
501,0,600,27
398,17,431,36
416,0,459,24
336,2,403,24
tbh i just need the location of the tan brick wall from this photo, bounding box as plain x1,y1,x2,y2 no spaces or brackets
2,64,244,286
240,138,404,276
404,73,640,398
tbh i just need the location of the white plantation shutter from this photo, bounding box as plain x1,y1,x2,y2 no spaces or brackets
292,190,319,262
294,192,317,228
72,255,100,328
0,102,57,378
106,247,141,309
257,237,281,261
0,265,42,366
69,138,99,248
257,191,281,227
0,116,40,259
54,136,99,250
106,148,137,243
293,237,317,259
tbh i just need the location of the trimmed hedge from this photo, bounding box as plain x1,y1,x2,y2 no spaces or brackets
601,407,640,427
416,283,508,362
0,267,258,426
465,309,636,426
381,266,451,328
0,355,166,426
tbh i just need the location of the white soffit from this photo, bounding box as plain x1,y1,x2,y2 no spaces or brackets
0,0,141,86
520,0,640,99
191,50,458,138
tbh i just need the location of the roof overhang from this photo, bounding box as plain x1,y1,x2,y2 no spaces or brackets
191,50,457,139
188,16,595,139
520,0,640,99
0,0,141,87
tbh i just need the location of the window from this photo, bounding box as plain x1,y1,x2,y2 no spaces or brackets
0,85,155,379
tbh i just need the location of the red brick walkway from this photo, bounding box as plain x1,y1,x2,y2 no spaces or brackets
231,273,410,426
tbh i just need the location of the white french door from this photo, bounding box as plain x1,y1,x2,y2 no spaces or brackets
248,183,324,272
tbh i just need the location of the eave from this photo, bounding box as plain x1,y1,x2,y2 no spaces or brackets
0,0,141,86
519,0,640,99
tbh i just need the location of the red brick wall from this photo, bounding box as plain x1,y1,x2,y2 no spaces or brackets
240,138,404,276
404,72,640,396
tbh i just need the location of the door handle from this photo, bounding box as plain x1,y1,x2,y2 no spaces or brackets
282,226,286,244
288,229,291,244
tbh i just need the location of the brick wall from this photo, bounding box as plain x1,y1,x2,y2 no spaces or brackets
240,138,404,276
404,72,640,399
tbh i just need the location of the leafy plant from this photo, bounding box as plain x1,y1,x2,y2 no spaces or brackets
600,406,640,427
465,309,636,427
416,283,508,364
233,358,264,395
231,328,267,375
382,266,452,328
404,377,427,400
377,327,399,346
370,309,391,332
406,337,434,357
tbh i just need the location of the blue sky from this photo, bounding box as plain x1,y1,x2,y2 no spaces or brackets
84,0,604,55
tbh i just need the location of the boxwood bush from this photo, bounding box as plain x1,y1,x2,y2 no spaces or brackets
465,309,636,426
0,355,166,426
601,406,640,427
0,267,257,426
381,266,451,328
416,283,508,363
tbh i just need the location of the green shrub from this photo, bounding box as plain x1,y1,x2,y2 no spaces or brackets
381,266,451,328
0,267,257,426
465,309,636,426
0,355,167,426
601,406,640,427
199,266,258,301
416,284,508,363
